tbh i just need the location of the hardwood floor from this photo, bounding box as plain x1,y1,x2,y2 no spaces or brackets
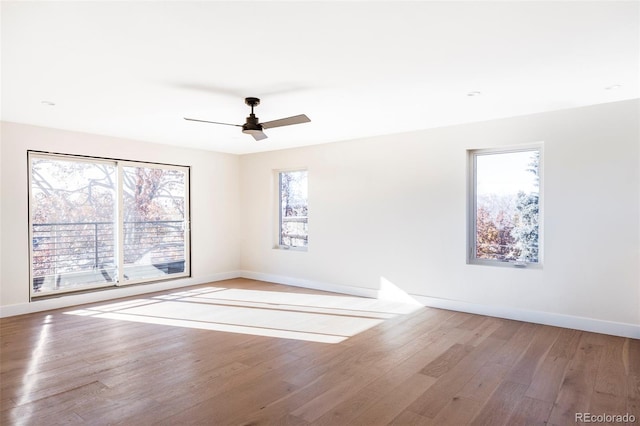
1,278,638,425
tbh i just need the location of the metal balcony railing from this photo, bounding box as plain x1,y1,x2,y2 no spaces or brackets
32,220,186,292
280,216,308,247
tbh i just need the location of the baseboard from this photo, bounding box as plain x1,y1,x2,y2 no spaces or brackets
410,294,640,339
239,270,640,339
0,271,241,318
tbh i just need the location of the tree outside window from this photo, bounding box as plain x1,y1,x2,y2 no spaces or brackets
470,148,541,264
278,170,308,249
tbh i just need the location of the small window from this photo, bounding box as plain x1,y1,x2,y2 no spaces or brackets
468,146,542,266
278,170,308,249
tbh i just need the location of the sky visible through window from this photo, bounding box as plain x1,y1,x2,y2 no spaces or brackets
476,151,537,196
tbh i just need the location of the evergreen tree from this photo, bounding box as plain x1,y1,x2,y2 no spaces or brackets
513,151,540,262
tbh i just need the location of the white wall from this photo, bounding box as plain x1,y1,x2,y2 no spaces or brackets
239,100,640,335
0,122,241,312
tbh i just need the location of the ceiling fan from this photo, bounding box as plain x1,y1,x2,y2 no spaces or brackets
184,97,310,141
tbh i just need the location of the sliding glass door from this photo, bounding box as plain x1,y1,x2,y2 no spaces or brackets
29,152,190,297
121,164,188,282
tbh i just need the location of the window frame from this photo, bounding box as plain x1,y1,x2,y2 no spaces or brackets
274,168,308,251
28,151,191,299
467,144,543,268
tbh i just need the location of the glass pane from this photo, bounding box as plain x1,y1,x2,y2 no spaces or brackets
475,150,540,262
31,157,117,294
122,166,188,281
279,170,308,248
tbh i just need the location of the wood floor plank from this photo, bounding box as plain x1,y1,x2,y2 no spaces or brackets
290,336,431,423
1,380,107,426
593,335,627,397
0,278,636,425
290,371,372,423
406,335,506,418
305,331,449,426
463,317,504,347
547,335,604,426
504,395,553,426
424,396,483,426
74,393,164,425
589,389,628,422
489,318,526,341
524,353,570,402
627,338,640,375
456,314,489,331
420,343,474,378
627,374,640,423
302,341,437,425
345,373,437,426
457,361,510,402
159,373,299,425
387,409,431,425
489,321,538,366
548,328,582,359
468,380,529,426
505,325,561,385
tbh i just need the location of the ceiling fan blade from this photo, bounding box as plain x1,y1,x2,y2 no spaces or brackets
251,131,268,141
261,114,310,129
184,117,242,127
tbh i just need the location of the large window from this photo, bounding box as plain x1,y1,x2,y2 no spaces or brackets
29,152,190,297
468,146,541,266
277,169,308,249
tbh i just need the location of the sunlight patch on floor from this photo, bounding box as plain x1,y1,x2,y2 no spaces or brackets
13,315,52,426
64,286,421,343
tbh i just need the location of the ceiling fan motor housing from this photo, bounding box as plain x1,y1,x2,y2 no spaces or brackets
243,114,263,132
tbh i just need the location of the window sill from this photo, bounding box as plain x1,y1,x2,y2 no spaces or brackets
273,245,308,252
467,259,542,269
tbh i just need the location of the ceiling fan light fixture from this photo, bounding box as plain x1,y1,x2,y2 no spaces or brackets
242,128,263,135
242,126,268,141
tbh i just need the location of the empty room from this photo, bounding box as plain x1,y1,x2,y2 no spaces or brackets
1,1,639,425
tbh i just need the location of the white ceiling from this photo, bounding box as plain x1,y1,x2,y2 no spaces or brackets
2,1,638,155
